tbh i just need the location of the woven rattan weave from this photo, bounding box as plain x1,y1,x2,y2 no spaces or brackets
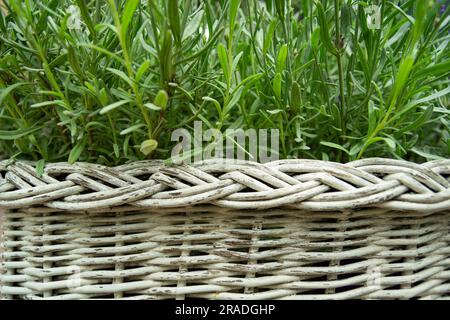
0,158,449,299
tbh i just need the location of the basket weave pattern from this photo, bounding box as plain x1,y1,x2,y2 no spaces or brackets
0,158,449,299
1,158,449,212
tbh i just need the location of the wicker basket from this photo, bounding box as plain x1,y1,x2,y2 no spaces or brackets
0,158,449,299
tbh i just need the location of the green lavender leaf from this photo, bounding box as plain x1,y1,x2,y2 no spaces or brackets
168,0,181,46
121,0,139,40
273,73,282,100
217,43,230,82
276,44,288,74
0,127,41,140
320,141,350,155
315,1,337,55
100,99,133,114
68,137,87,164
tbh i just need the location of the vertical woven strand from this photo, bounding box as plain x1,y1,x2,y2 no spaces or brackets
43,211,53,298
113,211,125,299
0,209,4,299
401,215,419,296
325,211,350,295
3,211,26,299
2,211,14,299
175,212,192,300
243,218,263,295
366,210,387,299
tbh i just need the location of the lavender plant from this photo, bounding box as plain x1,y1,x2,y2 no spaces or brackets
0,0,448,165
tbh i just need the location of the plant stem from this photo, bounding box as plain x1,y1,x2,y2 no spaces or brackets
334,0,346,139
108,0,153,139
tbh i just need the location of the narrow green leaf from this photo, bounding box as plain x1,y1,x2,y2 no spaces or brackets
48,53,68,69
387,2,415,25
144,102,161,111
120,124,146,135
217,43,230,82
397,106,433,134
176,26,224,65
263,19,277,54
364,137,384,151
413,60,450,79
291,81,301,109
121,0,139,40
232,51,243,74
411,147,446,161
390,86,450,124
382,137,396,150
168,0,181,45
38,90,61,98
315,1,337,55
123,135,131,157
225,87,243,114
311,27,320,51
86,121,109,130
320,141,350,155
408,87,450,108
202,96,222,115
113,143,120,158
78,43,125,64
99,99,133,114
275,0,285,20
75,0,96,36
229,0,241,35
31,100,66,108
276,44,288,74
67,46,83,77
232,73,263,94
159,30,173,84
0,82,28,105
135,60,151,83
68,137,87,164
273,73,282,100
182,9,203,41
35,159,45,177
412,0,432,46
99,88,108,106
349,142,364,157
0,127,41,140
340,3,351,37
168,82,194,101
107,67,134,87
389,54,415,107
368,100,378,134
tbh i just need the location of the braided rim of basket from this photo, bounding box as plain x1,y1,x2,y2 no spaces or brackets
0,158,449,212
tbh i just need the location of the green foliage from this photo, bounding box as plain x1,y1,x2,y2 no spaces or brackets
0,0,448,165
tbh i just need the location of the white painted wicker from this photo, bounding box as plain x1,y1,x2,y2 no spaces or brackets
0,158,449,299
